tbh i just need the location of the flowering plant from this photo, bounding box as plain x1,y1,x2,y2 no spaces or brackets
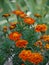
0,0,49,65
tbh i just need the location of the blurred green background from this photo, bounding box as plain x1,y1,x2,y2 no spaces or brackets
0,0,49,26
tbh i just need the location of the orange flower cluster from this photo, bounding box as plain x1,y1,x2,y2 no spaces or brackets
12,10,35,25
34,40,42,48
40,35,49,42
12,10,27,18
2,14,10,17
45,43,49,50
8,32,22,41
35,24,47,32
15,39,28,48
9,22,17,30
19,50,43,65
24,17,35,25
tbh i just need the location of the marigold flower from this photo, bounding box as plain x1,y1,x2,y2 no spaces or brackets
12,10,22,16
40,35,49,42
28,53,43,65
24,17,35,25
34,40,42,48
12,10,27,18
45,43,49,50
9,22,17,30
9,22,17,26
3,26,7,29
41,24,47,32
3,26,7,32
2,14,10,17
15,39,28,48
19,12,27,18
9,26,16,30
19,50,32,61
35,24,47,32
34,13,42,18
8,32,22,41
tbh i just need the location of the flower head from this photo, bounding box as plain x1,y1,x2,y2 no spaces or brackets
19,50,32,61
3,26,7,32
15,39,28,48
2,14,10,17
34,13,42,18
35,24,47,32
28,52,43,65
34,40,42,48
8,32,22,41
12,10,27,18
40,35,49,42
24,17,35,25
9,22,17,30
45,43,49,50
19,12,27,18
12,10,22,16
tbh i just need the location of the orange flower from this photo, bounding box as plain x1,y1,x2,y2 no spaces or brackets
34,40,42,48
35,24,47,32
40,35,49,42
12,10,27,18
28,53,43,65
24,17,35,25
9,26,16,30
3,26,7,32
8,32,22,41
15,39,28,48
19,12,27,18
41,24,47,32
9,22,17,30
19,50,43,65
34,13,42,18
19,50,32,61
3,26,7,29
9,22,17,26
2,14,10,17
12,10,23,16
45,43,49,50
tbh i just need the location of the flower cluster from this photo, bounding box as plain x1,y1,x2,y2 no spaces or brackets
2,10,49,65
19,50,43,65
12,10,27,18
12,10,35,25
